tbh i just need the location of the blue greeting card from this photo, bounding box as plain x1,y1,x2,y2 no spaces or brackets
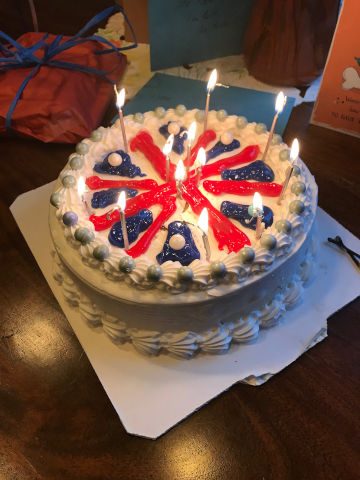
123,73,295,135
148,0,253,71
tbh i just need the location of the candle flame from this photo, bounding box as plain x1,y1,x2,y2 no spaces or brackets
253,192,263,212
198,207,209,233
195,147,206,168
163,134,174,156
175,159,185,181
115,86,126,109
207,69,217,92
290,138,300,162
118,190,126,211
77,176,85,196
275,91,287,113
188,121,196,143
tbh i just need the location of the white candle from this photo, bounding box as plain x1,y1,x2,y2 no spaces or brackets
186,121,196,177
277,138,299,204
162,133,174,182
262,91,287,162
114,86,128,154
77,176,92,215
118,190,129,250
195,147,206,186
204,69,217,132
175,159,185,199
252,192,264,240
198,207,211,261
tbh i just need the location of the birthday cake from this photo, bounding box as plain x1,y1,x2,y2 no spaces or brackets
49,106,317,358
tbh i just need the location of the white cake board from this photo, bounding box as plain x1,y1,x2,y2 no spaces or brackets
10,182,360,439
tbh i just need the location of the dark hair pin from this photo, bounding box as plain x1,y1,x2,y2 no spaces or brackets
327,236,360,268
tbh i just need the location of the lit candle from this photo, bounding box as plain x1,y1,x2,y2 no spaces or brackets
262,91,287,162
118,190,129,250
195,147,206,186
198,207,211,261
114,86,128,154
186,121,196,177
277,138,299,204
204,69,217,132
175,159,185,199
162,133,174,182
77,176,92,215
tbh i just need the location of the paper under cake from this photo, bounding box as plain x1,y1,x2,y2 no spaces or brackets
49,107,317,358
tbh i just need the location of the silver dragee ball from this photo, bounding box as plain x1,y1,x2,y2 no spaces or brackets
271,134,282,145
154,107,166,118
260,234,277,250
177,266,194,283
74,227,95,245
62,175,76,188
291,165,301,177
50,192,63,207
69,155,83,170
210,261,227,278
195,110,205,123
93,245,110,261
133,112,144,123
108,152,122,167
75,142,89,155
90,129,103,142
279,149,290,161
119,256,135,273
147,265,163,282
275,220,292,234
291,181,306,195
216,109,228,121
220,131,233,145
169,234,186,250
254,123,267,134
175,104,186,116
236,116,248,129
238,246,255,264
289,200,305,215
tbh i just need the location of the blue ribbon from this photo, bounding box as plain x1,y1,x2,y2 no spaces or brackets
0,5,137,132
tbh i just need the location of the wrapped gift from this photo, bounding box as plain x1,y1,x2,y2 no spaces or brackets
0,6,137,143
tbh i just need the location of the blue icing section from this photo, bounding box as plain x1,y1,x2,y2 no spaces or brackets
220,201,273,231
91,188,138,209
206,139,240,162
94,150,146,178
159,122,188,155
156,221,200,266
108,209,153,248
221,160,275,182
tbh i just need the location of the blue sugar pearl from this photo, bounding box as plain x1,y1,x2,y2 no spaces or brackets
147,265,163,282
216,109,227,121
177,266,194,283
260,234,277,250
76,142,89,155
255,123,267,134
93,245,110,261
279,149,290,161
175,104,187,116
289,200,305,215
62,175,76,188
210,261,227,279
275,219,292,234
90,129,103,142
238,247,255,264
195,110,205,123
62,211,78,226
74,227,94,245
119,256,135,273
154,107,166,118
69,155,83,170
50,192,62,207
236,116,248,129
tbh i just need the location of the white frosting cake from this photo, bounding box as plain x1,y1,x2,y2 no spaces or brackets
49,107,317,358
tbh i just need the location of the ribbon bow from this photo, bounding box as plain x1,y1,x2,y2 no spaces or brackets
0,5,137,132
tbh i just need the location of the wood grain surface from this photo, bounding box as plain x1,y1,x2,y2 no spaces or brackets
1,101,359,480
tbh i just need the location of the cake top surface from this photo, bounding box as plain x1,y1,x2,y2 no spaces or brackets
50,107,317,296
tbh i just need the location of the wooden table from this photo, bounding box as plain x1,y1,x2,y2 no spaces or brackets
1,103,359,480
